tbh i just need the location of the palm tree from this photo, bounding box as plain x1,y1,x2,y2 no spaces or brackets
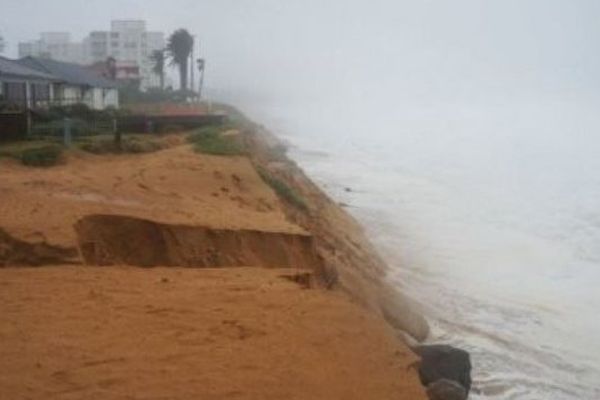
166,29,194,91
149,50,166,90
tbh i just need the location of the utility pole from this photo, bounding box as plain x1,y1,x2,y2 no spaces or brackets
197,58,205,100
190,36,195,95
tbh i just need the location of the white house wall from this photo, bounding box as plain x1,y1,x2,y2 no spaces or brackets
88,88,104,110
86,87,119,110
62,86,82,106
103,88,119,109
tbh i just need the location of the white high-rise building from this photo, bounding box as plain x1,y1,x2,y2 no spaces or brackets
18,32,84,64
83,20,165,89
18,21,165,90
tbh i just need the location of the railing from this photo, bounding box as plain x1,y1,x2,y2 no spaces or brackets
47,97,87,107
0,100,25,114
0,98,97,111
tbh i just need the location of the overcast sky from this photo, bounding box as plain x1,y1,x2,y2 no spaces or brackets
2,0,599,109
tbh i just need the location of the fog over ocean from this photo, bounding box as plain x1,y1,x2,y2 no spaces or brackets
207,3,600,398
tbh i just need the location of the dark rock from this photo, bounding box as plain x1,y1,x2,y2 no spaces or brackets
426,379,468,400
415,345,472,394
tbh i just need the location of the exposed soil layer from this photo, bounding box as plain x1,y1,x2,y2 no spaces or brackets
0,228,78,267
75,214,323,269
0,266,426,400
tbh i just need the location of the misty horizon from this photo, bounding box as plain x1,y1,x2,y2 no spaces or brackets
3,0,600,108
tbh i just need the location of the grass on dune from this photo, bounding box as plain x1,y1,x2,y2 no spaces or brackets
256,166,308,211
0,140,64,167
187,126,246,156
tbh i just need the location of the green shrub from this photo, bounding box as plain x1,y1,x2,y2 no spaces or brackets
19,145,63,167
79,136,164,154
121,138,164,153
78,139,115,154
187,127,245,156
159,124,185,134
32,118,108,137
256,166,307,211
187,125,222,138
267,143,289,161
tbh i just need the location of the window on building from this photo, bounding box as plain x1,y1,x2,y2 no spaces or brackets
31,83,50,106
2,82,27,106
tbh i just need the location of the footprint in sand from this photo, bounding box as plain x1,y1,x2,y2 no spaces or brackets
231,174,242,186
256,198,274,212
210,320,266,341
230,195,249,208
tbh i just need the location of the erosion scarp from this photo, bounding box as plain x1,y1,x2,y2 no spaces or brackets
75,214,323,269
0,228,78,267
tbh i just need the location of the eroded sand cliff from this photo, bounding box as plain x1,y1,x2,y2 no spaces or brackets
0,131,428,399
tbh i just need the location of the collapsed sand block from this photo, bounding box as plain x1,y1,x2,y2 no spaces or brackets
0,228,78,267
75,214,324,270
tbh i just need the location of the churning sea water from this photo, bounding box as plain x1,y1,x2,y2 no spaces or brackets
240,98,600,399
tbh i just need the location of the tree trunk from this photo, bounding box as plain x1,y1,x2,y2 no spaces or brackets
160,71,164,90
179,59,188,91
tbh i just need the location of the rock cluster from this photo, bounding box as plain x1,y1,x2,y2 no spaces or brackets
415,345,472,400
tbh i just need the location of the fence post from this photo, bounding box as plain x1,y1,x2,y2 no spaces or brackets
26,109,32,138
63,117,72,147
113,118,121,150
145,119,154,134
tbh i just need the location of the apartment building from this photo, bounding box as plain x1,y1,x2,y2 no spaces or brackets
83,20,164,89
18,21,165,90
18,32,85,64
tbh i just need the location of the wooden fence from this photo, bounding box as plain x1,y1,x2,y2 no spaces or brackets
0,112,28,142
